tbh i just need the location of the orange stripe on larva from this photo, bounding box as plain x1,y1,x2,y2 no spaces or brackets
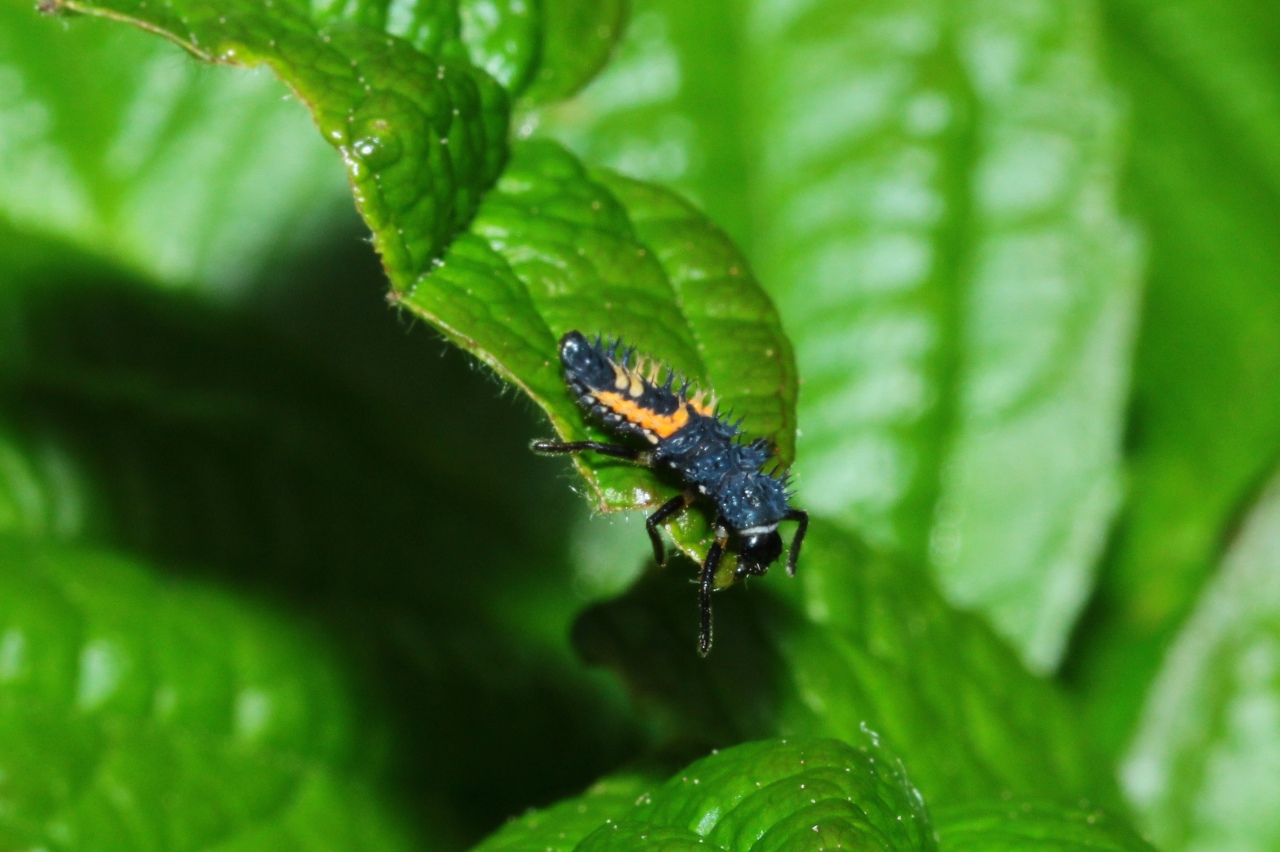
595,391,691,438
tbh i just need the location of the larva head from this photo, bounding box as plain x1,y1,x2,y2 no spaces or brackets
738,527,783,576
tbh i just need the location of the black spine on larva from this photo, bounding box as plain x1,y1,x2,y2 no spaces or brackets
560,331,616,393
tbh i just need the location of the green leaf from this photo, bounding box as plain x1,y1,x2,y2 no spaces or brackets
381,0,625,102
537,0,1141,671
524,2,755,252
934,801,1156,851
474,771,659,852
3,0,621,292
519,0,628,104
1120,471,1280,851
478,737,936,851
1070,0,1280,756
14,2,1216,848
402,139,796,556
54,0,512,289
45,2,797,560
0,256,643,841
406,138,796,487
574,518,1112,811
0,7,348,292
0,534,419,850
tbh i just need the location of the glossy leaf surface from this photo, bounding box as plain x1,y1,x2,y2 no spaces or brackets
479,737,935,852
43,0,798,558
0,6,346,292
475,772,659,852
1122,472,1280,851
573,519,1111,810
476,738,1156,852
1071,0,1280,758
0,535,417,850
402,141,796,532
11,0,1280,849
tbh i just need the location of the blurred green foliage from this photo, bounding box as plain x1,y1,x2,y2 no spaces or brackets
2,0,1279,849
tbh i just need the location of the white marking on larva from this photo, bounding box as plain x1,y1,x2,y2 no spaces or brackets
613,364,629,390
628,375,644,397
739,523,779,535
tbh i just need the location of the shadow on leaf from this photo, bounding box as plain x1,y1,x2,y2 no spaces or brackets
0,226,644,845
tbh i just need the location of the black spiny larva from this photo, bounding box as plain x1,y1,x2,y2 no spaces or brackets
533,331,808,655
